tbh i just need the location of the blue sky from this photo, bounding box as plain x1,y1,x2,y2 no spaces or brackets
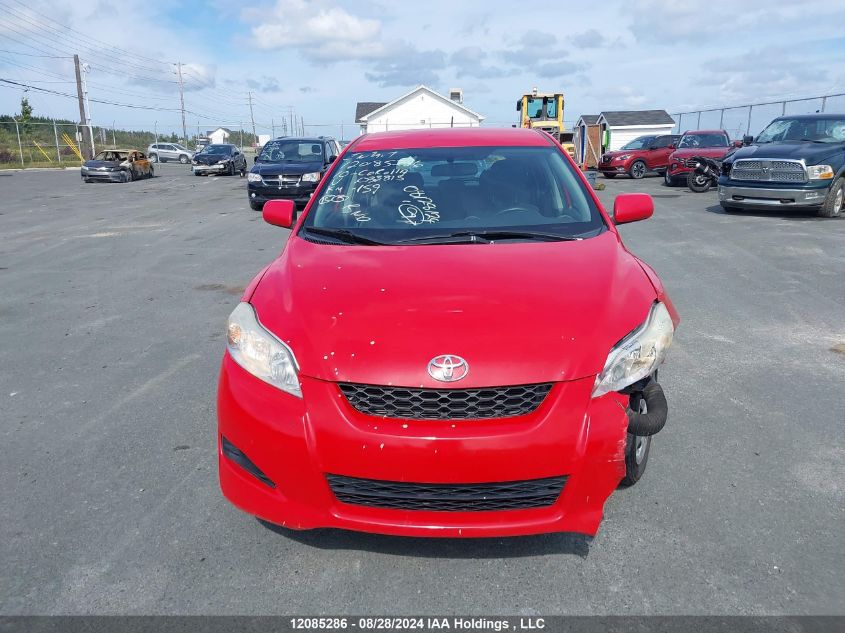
2,0,845,140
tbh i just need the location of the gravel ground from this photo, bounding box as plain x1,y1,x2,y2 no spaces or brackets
0,164,843,615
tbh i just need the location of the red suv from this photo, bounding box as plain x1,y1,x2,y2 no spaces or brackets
665,130,734,186
599,134,680,179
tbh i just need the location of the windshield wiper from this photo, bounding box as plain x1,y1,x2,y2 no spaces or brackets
396,230,583,245
301,227,387,245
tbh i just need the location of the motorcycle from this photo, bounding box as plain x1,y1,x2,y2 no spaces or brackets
685,155,722,193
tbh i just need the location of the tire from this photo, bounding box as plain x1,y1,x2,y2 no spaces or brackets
239,163,246,177
621,392,652,487
83,178,92,183
149,153,158,163
664,171,677,187
687,170,712,193
629,160,647,180
148,165,155,178
249,201,263,211
179,154,189,164
124,169,133,183
604,173,617,179
228,162,235,176
194,171,202,177
818,177,844,218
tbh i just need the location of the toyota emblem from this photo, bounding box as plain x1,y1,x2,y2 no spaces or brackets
427,355,469,382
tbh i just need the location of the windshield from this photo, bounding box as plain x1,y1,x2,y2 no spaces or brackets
259,140,324,162
756,117,845,143
94,151,127,161
199,144,232,154
678,133,728,148
621,136,655,150
301,145,605,244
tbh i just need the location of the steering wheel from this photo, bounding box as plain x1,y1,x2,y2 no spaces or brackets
495,206,534,216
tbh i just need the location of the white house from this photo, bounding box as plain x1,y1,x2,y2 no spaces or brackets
595,111,675,153
355,85,485,134
206,127,232,144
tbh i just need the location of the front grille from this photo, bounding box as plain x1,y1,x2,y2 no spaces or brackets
338,383,552,420
262,174,301,187
731,158,806,183
326,474,567,511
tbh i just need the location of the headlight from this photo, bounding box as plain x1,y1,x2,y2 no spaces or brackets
301,172,321,183
226,302,301,397
247,172,263,182
617,154,631,161
217,159,230,165
808,164,834,180
592,302,674,397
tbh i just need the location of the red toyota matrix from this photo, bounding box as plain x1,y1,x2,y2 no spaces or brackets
218,128,679,537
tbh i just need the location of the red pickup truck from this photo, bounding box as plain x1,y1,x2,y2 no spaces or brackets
665,130,735,186
599,134,680,179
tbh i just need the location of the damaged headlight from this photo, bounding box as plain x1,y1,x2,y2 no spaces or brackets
226,302,301,397
592,302,674,397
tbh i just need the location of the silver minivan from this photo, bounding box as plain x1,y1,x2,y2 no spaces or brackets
147,143,194,164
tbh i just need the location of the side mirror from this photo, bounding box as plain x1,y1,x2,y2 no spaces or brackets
328,155,337,163
253,156,258,164
613,193,654,225
742,134,754,146
667,144,676,150
263,199,296,228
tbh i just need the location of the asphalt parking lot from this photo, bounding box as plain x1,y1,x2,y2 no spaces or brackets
1,164,843,615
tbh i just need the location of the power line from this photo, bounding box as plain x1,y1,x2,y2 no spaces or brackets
0,47,71,58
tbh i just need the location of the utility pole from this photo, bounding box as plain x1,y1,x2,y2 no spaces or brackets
176,62,187,144
271,118,275,138
73,54,91,159
80,61,95,157
247,91,257,148
288,106,294,138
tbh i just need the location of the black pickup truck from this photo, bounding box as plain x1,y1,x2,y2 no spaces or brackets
718,114,845,217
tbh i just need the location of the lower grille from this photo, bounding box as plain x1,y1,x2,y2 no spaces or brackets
338,383,552,420
326,474,567,511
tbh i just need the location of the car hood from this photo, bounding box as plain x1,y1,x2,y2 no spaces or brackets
194,153,230,164
671,147,731,160
248,231,658,387
726,142,843,165
83,160,122,168
252,160,323,176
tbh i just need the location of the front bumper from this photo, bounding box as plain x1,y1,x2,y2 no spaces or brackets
81,169,125,182
718,183,828,208
217,354,631,537
248,182,315,209
193,163,229,175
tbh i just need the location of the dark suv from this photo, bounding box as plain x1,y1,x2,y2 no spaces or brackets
247,136,342,211
719,114,845,217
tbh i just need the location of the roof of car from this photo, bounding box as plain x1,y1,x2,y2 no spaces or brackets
269,137,332,143
350,127,552,151
681,130,728,135
774,113,845,119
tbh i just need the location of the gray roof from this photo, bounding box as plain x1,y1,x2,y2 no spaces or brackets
355,102,387,123
578,115,599,125
600,110,674,126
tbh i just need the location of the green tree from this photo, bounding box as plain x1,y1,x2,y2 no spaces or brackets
18,96,33,136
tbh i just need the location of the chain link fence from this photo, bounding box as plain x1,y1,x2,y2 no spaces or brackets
671,92,845,140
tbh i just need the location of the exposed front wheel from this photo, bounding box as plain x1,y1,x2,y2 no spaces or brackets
687,171,712,193
179,154,189,164
664,171,677,187
124,170,133,182
149,153,158,163
249,201,263,211
818,177,844,218
621,392,652,486
629,160,646,179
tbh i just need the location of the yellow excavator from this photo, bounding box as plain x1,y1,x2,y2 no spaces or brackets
516,88,576,159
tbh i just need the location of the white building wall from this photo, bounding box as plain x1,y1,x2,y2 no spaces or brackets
364,93,480,134
209,129,230,144
607,125,675,151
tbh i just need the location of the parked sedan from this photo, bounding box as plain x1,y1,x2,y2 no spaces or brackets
599,134,680,179
81,149,154,183
218,127,679,538
192,144,247,176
